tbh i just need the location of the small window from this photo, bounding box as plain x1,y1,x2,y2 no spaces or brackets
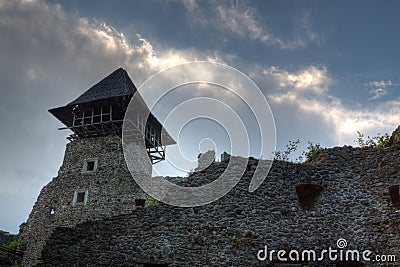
73,189,88,206
82,158,98,173
86,161,95,171
77,192,85,203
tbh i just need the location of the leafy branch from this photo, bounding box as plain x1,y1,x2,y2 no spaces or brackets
274,139,321,163
354,131,390,149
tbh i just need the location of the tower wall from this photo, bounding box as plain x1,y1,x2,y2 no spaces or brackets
21,135,150,266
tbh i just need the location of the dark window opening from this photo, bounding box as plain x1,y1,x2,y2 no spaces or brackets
135,199,146,207
82,158,97,173
77,192,86,203
296,184,325,210
389,185,400,210
86,161,95,171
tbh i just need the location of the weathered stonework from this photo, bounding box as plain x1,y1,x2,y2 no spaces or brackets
0,230,17,247
33,141,400,266
389,125,400,146
0,230,18,266
21,135,151,266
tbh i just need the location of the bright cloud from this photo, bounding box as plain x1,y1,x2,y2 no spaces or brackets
205,3,320,49
368,80,393,88
182,0,198,13
1,0,399,235
0,0,221,233
369,88,388,100
76,18,193,80
263,65,329,94
264,66,400,144
365,80,398,100
216,5,271,43
180,1,319,49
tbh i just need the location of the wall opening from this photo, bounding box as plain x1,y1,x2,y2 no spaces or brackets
86,161,95,171
77,192,85,203
82,158,98,173
135,199,146,207
73,189,88,206
296,184,325,210
389,185,400,210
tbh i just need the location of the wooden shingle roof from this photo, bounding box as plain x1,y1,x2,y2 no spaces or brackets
68,67,137,105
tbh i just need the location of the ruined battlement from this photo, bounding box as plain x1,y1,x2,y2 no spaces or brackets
34,140,400,267
19,68,400,266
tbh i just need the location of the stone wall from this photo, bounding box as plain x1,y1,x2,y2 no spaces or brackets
0,230,17,247
36,143,400,266
0,230,18,266
21,135,151,266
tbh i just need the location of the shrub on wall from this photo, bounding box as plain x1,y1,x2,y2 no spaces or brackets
355,131,390,149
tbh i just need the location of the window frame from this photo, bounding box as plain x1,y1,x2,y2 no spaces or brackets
73,189,89,206
81,158,98,174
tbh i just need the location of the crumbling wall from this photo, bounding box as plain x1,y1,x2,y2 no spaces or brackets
21,135,150,266
37,143,400,266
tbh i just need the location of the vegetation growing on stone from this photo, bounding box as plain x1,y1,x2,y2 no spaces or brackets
274,139,321,163
2,238,23,252
146,196,160,206
275,130,390,163
273,139,302,162
1,238,23,267
354,131,390,149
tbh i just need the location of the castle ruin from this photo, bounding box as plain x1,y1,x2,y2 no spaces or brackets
19,68,400,266
21,68,175,266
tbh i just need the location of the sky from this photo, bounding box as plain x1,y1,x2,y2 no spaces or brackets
1,0,400,234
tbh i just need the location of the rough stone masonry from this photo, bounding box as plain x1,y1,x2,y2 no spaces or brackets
21,135,150,266
19,126,400,266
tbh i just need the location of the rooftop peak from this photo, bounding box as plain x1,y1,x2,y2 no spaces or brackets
68,67,137,105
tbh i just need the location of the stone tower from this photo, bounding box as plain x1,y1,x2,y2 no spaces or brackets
21,68,174,266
